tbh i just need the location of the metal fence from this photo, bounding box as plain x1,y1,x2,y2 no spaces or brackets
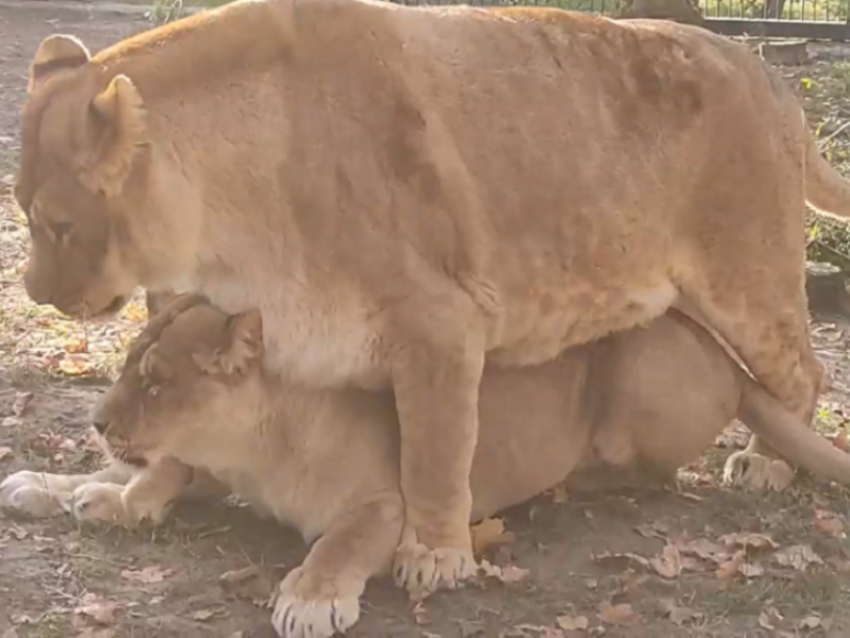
391,0,850,39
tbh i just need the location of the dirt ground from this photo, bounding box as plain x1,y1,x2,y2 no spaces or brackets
3,4,850,637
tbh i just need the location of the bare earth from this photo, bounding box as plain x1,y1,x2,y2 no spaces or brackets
2,4,850,637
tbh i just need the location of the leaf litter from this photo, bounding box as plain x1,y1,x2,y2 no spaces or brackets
773,544,824,571
73,593,117,627
470,517,516,555
555,614,589,631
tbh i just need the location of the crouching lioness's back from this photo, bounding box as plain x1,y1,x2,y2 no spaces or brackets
34,295,846,638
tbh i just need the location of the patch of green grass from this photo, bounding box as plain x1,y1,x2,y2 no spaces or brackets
709,570,842,619
24,611,72,638
799,62,850,271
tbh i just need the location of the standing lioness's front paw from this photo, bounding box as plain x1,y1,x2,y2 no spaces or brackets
393,541,477,601
270,566,362,638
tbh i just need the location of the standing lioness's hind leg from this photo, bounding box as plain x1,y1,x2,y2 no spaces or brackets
681,249,823,491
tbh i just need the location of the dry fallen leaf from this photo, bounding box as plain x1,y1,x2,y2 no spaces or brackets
650,543,682,579
716,550,746,580
10,614,37,625
7,526,29,541
799,615,822,630
1,416,21,428
738,561,765,578
813,509,846,537
592,550,651,571
773,544,824,571
479,559,529,584
719,532,777,550
634,522,668,540
219,565,275,606
676,491,703,502
599,601,636,625
74,594,117,626
499,565,530,584
677,538,726,563
412,601,430,626
12,391,33,417
512,625,563,638
58,354,94,376
556,614,589,631
120,303,149,324
659,599,702,626
457,618,484,637
470,517,516,555
63,337,89,354
758,605,783,631
190,609,217,621
0,446,13,461
120,565,173,584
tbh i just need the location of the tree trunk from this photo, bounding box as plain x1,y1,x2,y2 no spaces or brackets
806,261,850,320
617,0,704,24
145,290,182,318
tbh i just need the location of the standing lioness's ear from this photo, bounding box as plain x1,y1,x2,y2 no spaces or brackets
80,74,147,198
28,34,91,94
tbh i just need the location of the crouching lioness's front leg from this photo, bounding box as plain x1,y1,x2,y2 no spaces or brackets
272,494,404,638
386,301,485,600
72,458,221,527
0,462,136,518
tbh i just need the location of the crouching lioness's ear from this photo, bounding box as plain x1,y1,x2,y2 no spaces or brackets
28,34,91,94
80,74,147,198
193,310,265,376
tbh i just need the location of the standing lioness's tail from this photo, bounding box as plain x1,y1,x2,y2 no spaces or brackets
739,376,850,484
806,132,850,218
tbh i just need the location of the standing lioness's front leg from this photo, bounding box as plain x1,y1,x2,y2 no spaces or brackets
386,300,485,600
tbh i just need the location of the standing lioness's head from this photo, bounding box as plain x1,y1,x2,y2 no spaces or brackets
93,294,266,467
16,34,196,319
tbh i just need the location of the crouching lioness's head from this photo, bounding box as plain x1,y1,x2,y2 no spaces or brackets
92,294,265,467
16,34,199,318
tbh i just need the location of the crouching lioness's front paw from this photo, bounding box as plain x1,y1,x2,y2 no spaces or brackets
71,483,131,525
270,566,363,638
0,471,73,518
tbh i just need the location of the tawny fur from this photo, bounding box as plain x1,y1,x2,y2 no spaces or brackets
16,0,850,592
4,296,850,638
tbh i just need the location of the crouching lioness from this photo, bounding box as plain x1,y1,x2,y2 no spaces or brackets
3,295,850,638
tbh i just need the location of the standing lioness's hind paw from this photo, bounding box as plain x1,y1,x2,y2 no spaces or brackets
723,451,794,491
393,543,477,601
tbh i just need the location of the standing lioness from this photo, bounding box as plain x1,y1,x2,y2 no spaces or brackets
16,0,850,595
4,295,850,638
